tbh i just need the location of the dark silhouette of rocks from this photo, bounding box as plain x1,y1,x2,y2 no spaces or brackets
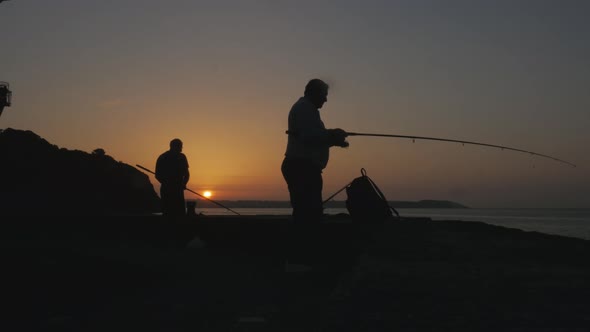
0,128,160,215
4,214,590,330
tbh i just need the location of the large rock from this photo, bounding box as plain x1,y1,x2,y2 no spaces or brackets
0,128,160,215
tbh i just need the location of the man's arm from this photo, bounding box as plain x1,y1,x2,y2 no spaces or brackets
184,169,190,187
290,107,331,146
290,111,348,147
326,128,349,147
155,156,164,183
182,155,190,186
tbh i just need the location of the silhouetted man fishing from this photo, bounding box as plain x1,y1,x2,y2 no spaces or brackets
282,78,349,270
156,138,190,217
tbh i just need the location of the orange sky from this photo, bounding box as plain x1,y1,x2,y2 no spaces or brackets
1,1,588,207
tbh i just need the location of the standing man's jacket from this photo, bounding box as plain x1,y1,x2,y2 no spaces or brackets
284,97,334,170
155,151,189,186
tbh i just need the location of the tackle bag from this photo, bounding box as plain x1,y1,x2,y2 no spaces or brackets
345,168,399,223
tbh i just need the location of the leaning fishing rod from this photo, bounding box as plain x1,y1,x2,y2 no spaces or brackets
347,132,576,167
322,181,351,205
285,131,576,167
135,164,241,216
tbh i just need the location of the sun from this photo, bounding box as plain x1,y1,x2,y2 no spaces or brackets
203,191,212,198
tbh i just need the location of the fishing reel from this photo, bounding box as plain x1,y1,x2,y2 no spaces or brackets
0,81,11,108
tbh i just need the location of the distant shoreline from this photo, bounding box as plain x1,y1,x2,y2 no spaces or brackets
191,200,468,209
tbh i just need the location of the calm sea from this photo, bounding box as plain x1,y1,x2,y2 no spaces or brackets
196,207,590,241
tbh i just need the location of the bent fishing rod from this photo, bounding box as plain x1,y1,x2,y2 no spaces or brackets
286,131,576,168
135,164,241,216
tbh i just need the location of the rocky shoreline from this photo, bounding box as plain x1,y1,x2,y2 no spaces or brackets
3,215,590,331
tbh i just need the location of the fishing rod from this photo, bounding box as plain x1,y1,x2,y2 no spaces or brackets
322,181,351,205
285,131,576,168
135,164,241,216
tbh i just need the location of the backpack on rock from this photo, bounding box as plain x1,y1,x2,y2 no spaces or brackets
345,168,399,223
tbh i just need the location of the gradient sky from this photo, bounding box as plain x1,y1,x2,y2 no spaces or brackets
1,0,588,208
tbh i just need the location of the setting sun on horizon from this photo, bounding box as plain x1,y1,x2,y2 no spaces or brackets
203,191,212,198
1,1,588,208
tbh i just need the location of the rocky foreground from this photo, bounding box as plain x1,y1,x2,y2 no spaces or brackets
3,215,590,331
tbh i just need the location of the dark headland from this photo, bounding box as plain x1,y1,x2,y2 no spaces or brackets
2,128,590,331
